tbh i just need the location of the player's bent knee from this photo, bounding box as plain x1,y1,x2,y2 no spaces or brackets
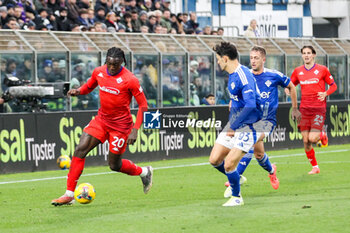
209,156,221,166
109,162,122,172
309,136,319,144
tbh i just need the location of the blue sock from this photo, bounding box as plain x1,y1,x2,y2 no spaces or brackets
237,149,253,175
257,153,273,174
213,161,225,175
225,170,240,197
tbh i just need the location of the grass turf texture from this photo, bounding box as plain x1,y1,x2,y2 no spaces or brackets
0,144,349,233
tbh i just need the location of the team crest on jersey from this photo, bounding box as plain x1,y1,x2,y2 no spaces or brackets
116,77,123,83
231,82,235,90
265,80,272,87
314,70,319,75
98,72,103,77
299,71,304,75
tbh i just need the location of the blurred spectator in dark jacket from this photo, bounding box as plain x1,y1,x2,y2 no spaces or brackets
56,7,70,31
66,0,80,25
87,9,95,25
47,0,61,15
201,93,215,105
34,0,47,12
77,0,90,9
0,6,9,27
78,8,91,27
126,0,138,12
34,8,56,30
17,57,32,81
186,12,199,31
3,16,18,29
138,10,147,26
94,6,106,23
121,11,133,32
94,0,110,16
131,10,141,32
146,15,156,33
160,9,171,32
13,5,25,27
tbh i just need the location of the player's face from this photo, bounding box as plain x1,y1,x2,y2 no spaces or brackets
216,54,227,71
106,56,123,75
250,50,265,73
301,48,315,65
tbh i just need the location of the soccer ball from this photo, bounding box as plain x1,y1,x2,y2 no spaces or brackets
74,183,96,204
57,155,71,170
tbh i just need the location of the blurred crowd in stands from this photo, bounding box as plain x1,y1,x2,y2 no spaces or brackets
0,0,224,35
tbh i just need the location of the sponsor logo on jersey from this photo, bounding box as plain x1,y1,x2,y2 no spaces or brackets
300,78,319,85
99,86,120,95
299,71,304,75
116,77,123,83
260,91,271,98
98,72,103,77
231,82,235,90
265,80,272,87
144,110,162,129
314,70,319,75
230,94,238,101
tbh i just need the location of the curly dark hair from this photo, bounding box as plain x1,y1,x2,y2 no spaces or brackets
213,42,238,60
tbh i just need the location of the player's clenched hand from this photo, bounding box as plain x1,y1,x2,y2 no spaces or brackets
127,128,138,144
292,107,301,123
226,128,235,137
67,89,80,96
317,91,327,101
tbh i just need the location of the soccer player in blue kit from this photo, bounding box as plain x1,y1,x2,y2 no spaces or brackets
223,45,301,197
209,42,263,206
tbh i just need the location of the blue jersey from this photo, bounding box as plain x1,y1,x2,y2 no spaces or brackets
253,68,290,125
228,65,262,130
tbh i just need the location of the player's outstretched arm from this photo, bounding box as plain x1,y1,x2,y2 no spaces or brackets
287,82,301,122
127,92,148,145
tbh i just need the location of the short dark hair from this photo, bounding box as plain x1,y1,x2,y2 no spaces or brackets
205,94,214,98
106,47,127,66
213,42,238,60
250,45,266,57
301,45,316,55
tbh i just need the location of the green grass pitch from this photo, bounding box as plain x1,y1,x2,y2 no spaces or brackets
0,144,350,233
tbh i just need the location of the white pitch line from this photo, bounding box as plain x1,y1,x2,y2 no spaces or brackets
0,148,349,185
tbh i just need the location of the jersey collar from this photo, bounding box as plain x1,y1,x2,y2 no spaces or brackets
304,63,316,71
106,66,123,76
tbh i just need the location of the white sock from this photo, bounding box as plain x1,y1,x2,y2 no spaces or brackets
269,167,274,175
313,165,319,168
140,167,148,177
65,190,74,197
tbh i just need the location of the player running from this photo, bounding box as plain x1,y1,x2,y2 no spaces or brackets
51,47,153,206
209,42,263,207
289,45,337,174
223,45,301,196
